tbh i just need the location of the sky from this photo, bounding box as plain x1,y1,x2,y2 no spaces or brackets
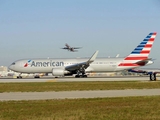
0,0,160,67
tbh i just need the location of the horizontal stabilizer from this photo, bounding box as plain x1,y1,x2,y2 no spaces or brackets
134,58,153,66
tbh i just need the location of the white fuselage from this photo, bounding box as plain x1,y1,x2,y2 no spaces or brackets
9,57,147,74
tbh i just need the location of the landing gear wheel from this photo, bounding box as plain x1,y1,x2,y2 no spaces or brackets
153,73,156,81
75,74,87,78
150,74,156,81
75,75,80,78
17,76,22,78
17,73,22,79
34,75,40,78
82,75,87,78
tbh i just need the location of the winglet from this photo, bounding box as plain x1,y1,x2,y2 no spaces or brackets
87,51,99,63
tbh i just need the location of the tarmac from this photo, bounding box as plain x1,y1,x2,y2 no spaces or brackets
0,76,157,83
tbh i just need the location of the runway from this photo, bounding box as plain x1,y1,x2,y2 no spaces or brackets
0,89,160,101
0,76,159,101
0,76,157,82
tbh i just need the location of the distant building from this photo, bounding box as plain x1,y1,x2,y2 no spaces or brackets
0,66,8,72
0,66,8,77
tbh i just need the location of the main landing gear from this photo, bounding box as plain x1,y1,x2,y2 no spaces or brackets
75,66,88,78
150,73,156,81
75,74,87,78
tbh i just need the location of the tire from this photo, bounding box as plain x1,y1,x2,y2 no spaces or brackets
75,75,80,78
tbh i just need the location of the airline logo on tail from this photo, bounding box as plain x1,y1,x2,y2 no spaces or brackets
119,32,157,67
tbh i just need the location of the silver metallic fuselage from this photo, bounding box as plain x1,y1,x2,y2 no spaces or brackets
9,57,132,73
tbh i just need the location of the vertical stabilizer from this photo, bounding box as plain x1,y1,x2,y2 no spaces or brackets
119,32,157,67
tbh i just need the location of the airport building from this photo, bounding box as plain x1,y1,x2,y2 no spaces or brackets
0,66,8,77
0,66,8,72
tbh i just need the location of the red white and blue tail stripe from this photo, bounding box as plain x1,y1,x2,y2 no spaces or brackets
119,32,157,67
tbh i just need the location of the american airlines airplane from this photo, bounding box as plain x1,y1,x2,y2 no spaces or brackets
9,32,157,79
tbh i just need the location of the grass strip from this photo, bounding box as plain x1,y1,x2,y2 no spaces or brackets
0,81,160,92
0,96,160,120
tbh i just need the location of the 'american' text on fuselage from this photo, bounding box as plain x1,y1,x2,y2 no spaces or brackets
30,61,64,67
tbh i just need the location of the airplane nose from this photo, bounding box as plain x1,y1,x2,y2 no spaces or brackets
9,62,16,71
9,64,15,71
9,65,13,70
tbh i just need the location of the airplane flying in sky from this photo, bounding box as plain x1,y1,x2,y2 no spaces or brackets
128,68,160,81
61,43,82,52
9,32,157,79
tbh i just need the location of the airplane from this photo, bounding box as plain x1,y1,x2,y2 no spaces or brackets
128,68,160,81
61,43,82,52
9,32,157,79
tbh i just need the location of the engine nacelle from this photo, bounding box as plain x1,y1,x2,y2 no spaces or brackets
52,68,69,76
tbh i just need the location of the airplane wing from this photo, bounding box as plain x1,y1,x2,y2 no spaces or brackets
71,49,78,52
128,68,160,74
128,69,148,74
72,47,82,49
65,51,99,71
61,47,68,49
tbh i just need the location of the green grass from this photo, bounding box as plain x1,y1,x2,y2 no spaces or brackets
0,81,160,92
0,81,160,119
0,96,160,120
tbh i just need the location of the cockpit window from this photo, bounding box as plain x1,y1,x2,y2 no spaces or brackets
11,62,16,65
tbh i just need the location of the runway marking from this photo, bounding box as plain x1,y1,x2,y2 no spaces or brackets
46,79,57,82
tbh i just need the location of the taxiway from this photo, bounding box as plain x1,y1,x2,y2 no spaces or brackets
0,76,158,83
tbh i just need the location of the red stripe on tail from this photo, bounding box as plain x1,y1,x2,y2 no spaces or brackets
118,63,139,66
125,57,147,60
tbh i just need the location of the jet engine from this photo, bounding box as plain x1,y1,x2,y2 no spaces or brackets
52,68,69,76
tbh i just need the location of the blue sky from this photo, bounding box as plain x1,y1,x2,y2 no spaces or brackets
0,0,160,67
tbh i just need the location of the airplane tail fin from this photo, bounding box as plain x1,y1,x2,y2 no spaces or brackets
119,32,157,67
